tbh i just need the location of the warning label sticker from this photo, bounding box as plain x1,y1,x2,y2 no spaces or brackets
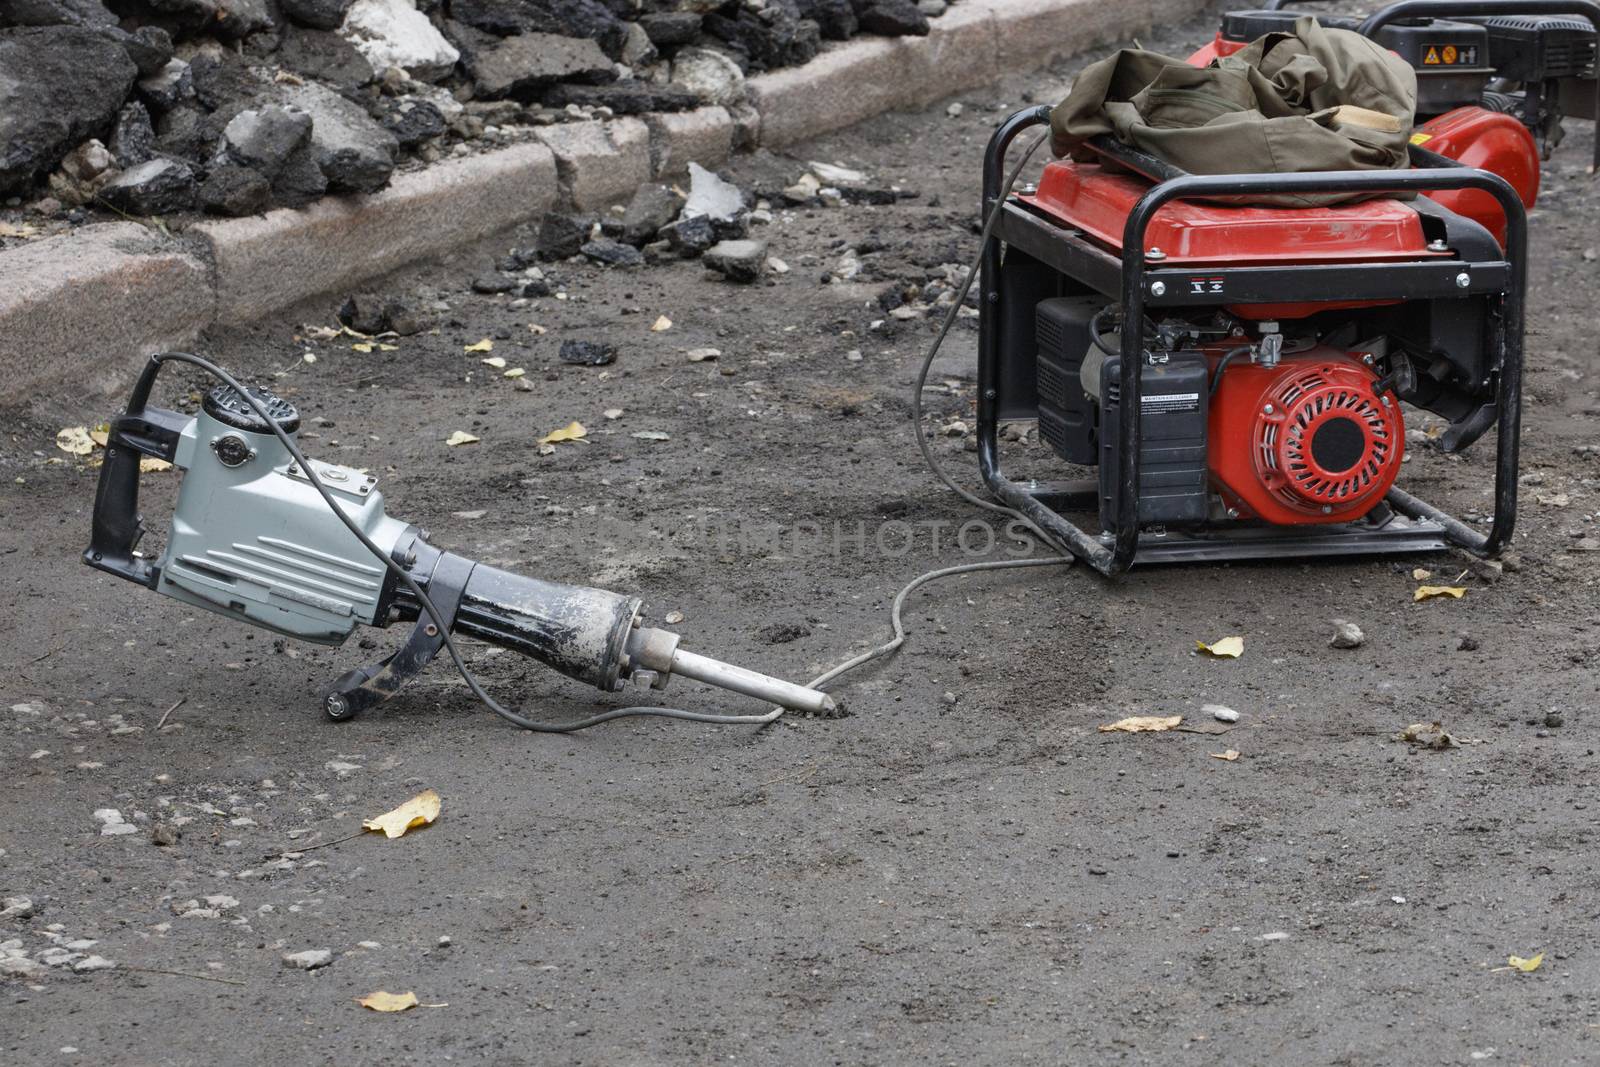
1141,392,1201,414
1423,43,1479,65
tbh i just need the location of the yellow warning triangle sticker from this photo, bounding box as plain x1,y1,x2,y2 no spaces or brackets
1424,46,1441,64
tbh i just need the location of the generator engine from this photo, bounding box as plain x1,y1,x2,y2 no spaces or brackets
1035,301,1406,530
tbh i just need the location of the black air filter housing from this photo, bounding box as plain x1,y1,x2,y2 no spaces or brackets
1464,14,1597,81
1035,296,1101,466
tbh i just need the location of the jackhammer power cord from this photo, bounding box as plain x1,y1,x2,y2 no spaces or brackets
152,133,1065,731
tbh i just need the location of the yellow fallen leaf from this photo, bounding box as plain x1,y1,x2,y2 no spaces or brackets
357,990,419,1013
464,338,494,353
1507,952,1543,973
1197,636,1244,658
445,431,480,447
1414,585,1467,602
1099,715,1182,733
539,421,588,445
503,367,525,379
353,342,398,353
89,424,110,448
482,356,507,369
650,315,672,332
1412,568,1432,581
0,221,39,239
139,457,172,474
362,789,441,840
56,426,95,455
1210,749,1241,761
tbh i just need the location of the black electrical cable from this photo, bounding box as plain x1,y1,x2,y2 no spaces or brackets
1209,346,1254,394
1089,305,1121,357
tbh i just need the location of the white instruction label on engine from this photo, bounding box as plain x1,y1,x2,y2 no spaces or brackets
1141,392,1200,414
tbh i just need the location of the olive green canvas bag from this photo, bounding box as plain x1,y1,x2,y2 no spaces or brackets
1050,16,1419,205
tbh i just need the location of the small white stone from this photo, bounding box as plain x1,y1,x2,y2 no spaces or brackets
1330,621,1365,649
1205,704,1241,724
282,948,333,970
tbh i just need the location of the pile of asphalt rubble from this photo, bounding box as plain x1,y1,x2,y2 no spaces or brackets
0,0,949,220
339,156,977,356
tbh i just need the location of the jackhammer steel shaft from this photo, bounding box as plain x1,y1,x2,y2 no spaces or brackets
668,647,835,716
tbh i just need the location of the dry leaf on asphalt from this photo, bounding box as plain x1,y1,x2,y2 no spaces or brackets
55,427,95,455
1099,715,1183,733
1210,750,1241,761
539,421,588,445
357,991,419,1012
1506,953,1544,973
362,789,441,839
603,408,623,419
1412,568,1433,580
631,430,670,441
302,325,340,341
650,315,672,332
686,347,720,362
482,356,507,369
352,342,398,353
1398,722,1486,748
503,368,525,378
445,431,480,447
1197,636,1244,658
1415,585,1467,602
139,457,173,473
0,221,39,239
665,610,685,624
464,338,494,353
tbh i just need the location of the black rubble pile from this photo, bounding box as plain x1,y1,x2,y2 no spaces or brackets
0,0,948,219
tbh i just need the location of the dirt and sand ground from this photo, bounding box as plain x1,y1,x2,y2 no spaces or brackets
5,7,1600,1063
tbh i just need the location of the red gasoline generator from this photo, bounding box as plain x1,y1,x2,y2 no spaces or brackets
979,0,1598,575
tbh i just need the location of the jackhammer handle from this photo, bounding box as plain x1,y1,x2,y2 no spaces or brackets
82,355,192,588
84,356,164,587
84,441,150,586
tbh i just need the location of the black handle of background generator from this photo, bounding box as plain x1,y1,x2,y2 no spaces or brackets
978,107,1527,575
83,354,188,588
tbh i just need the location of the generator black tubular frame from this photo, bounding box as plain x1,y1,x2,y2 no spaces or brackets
976,106,1527,576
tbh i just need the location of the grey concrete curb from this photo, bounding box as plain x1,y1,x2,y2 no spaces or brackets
1,0,1204,403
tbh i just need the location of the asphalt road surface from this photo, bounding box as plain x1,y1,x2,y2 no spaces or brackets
5,7,1600,1064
